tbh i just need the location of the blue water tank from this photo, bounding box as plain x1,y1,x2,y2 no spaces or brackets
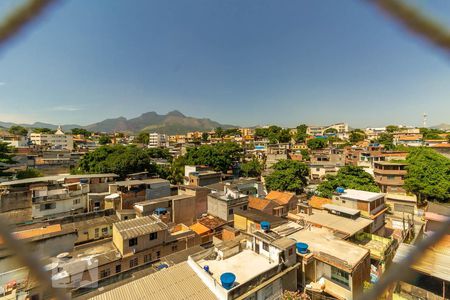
203,265,210,273
296,242,309,254
336,187,345,194
157,263,168,270
220,273,236,290
260,221,270,231
154,208,167,215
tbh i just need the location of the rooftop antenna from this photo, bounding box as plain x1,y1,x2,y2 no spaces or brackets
423,113,427,128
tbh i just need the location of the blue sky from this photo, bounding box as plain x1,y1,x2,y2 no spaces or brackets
0,0,449,128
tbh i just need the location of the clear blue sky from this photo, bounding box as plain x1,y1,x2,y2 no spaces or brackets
0,0,449,128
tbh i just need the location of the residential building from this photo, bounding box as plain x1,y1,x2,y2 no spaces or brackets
207,188,249,221
393,134,423,147
205,178,266,197
307,123,348,136
188,170,222,187
233,208,288,233
332,189,387,233
265,191,299,217
248,196,278,215
0,132,28,148
385,193,417,216
178,185,210,218
424,202,450,238
134,194,197,225
286,226,370,300
148,132,168,148
107,178,170,210
30,126,74,150
373,161,407,194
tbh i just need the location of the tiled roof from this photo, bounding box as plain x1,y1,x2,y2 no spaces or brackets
266,191,296,205
309,196,332,209
114,216,168,240
189,222,211,235
248,196,272,211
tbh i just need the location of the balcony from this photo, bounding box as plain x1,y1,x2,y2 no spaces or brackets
373,168,407,176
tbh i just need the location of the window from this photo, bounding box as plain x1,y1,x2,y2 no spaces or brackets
144,254,152,263
387,175,395,180
331,266,349,287
100,268,110,279
288,247,293,256
262,242,269,252
171,245,178,252
156,251,160,258
129,237,138,247
242,205,247,210
228,208,234,215
101,227,108,235
94,228,99,238
73,198,81,205
115,264,121,273
129,257,138,268
40,203,56,211
149,232,158,240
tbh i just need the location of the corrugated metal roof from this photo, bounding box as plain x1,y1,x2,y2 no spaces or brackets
89,261,216,300
114,216,168,240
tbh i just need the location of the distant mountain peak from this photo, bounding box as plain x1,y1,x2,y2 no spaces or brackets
167,110,185,118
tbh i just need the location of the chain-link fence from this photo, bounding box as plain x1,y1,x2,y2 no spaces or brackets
0,1,449,300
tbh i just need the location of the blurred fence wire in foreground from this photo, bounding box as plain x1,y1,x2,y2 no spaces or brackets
0,0,449,300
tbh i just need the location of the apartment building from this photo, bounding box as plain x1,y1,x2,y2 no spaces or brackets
30,126,74,150
106,178,170,210
207,188,249,221
48,216,200,292
373,161,407,194
307,123,349,136
205,178,266,197
0,132,28,148
177,185,210,218
332,189,387,233
148,132,168,148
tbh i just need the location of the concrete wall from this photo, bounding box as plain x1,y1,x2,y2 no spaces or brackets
32,193,87,219
172,196,196,225
0,190,31,212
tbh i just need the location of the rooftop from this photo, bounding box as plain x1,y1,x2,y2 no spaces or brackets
338,189,384,202
292,210,372,237
265,191,296,205
287,227,369,270
113,178,169,186
248,196,272,211
198,215,228,230
114,216,168,240
309,196,332,209
197,249,277,289
234,208,288,228
393,243,450,281
322,204,360,216
89,261,216,300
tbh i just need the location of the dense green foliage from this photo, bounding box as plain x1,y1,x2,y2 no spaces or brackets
32,128,55,134
419,128,445,140
75,145,169,179
404,147,450,203
134,132,149,144
376,133,395,150
71,128,91,137
349,129,366,143
299,149,310,161
307,138,327,150
16,168,43,179
184,143,243,173
386,125,399,133
0,142,15,175
224,128,241,136
316,166,380,198
215,127,225,138
264,160,309,193
166,156,186,184
255,126,291,144
240,157,263,177
324,128,338,134
293,124,308,143
98,135,112,145
201,132,209,142
8,125,28,136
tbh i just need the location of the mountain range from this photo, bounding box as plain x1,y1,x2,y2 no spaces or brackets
0,111,235,135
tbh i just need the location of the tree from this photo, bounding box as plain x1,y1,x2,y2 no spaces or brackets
240,157,263,178
255,128,269,139
376,133,395,150
420,128,445,140
307,138,327,150
300,149,310,161
16,168,42,179
278,129,292,143
316,166,380,198
8,125,28,136
224,128,241,136
265,160,309,193
71,128,91,137
201,132,209,142
215,127,225,138
135,132,149,144
0,142,15,175
166,156,186,184
32,128,54,134
349,130,366,143
184,143,243,173
98,135,112,145
74,145,162,179
294,124,308,143
404,147,450,203
386,125,399,133
146,148,172,161
324,128,338,134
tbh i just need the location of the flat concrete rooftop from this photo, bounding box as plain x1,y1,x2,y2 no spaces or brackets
287,227,368,270
197,249,276,287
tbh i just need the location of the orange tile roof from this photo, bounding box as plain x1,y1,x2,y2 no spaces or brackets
248,196,272,211
189,222,211,235
309,196,332,209
0,224,63,245
266,191,296,205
